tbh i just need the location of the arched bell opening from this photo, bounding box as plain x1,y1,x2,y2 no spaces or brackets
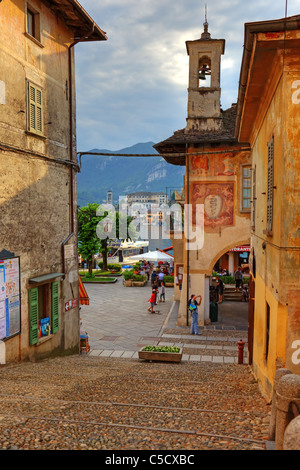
198,55,211,87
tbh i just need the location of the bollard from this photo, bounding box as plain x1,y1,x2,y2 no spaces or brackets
237,339,245,364
268,368,292,441
283,416,300,450
275,374,300,450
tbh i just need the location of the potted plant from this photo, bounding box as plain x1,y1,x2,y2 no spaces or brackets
163,275,174,287
132,274,147,286
138,345,183,362
123,269,134,286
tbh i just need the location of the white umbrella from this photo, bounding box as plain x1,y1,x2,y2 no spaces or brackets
125,250,173,262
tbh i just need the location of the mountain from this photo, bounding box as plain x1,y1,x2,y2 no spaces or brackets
77,142,185,207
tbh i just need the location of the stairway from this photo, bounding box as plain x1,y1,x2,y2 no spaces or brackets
223,285,243,302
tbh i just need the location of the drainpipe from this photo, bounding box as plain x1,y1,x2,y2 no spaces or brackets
186,143,189,326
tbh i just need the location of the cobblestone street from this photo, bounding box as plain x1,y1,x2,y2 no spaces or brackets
0,280,271,452
0,354,270,451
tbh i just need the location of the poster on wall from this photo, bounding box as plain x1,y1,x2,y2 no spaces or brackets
0,257,21,341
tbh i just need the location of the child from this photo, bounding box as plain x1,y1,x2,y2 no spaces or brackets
148,289,156,313
159,282,165,302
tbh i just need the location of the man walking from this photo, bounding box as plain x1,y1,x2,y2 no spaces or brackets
234,267,243,291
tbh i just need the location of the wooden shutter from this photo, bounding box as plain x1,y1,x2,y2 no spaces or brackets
28,82,43,135
51,281,59,334
267,138,274,232
28,288,39,345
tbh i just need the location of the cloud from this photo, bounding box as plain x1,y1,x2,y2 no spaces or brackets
75,0,300,151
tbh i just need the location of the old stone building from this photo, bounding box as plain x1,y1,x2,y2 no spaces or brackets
154,18,251,326
236,15,300,400
0,0,106,363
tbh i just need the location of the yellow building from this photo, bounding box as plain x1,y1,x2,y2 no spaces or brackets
0,1,106,362
155,19,251,326
236,15,300,399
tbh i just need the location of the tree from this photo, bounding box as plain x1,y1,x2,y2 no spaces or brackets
78,203,103,275
78,203,137,273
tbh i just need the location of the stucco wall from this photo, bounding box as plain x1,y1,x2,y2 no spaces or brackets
249,57,300,399
0,0,79,362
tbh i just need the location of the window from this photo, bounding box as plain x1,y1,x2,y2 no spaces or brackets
241,165,251,211
28,281,59,345
27,9,35,37
27,81,43,136
266,137,274,232
26,5,41,42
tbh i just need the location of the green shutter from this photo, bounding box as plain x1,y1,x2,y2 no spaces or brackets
29,288,39,345
51,281,59,334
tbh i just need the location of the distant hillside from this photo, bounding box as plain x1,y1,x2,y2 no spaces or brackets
77,142,185,207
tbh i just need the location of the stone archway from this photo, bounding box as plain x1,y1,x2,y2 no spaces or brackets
176,237,250,328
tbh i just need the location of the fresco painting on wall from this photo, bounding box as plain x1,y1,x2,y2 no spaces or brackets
190,153,234,176
192,182,234,228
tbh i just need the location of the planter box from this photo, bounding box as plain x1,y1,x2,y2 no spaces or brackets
165,282,174,287
82,278,117,284
124,280,132,286
138,348,183,363
132,281,145,287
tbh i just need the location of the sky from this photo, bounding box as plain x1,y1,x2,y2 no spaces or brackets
75,0,299,152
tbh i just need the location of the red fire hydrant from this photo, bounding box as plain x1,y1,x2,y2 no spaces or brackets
238,339,245,364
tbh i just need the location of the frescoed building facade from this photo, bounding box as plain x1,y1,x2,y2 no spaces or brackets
154,19,251,326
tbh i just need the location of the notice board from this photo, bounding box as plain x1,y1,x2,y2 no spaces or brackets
0,256,21,340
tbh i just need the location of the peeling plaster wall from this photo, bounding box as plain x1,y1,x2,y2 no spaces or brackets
0,0,79,362
249,51,300,400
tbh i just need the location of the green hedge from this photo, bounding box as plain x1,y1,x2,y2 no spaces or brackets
212,274,249,285
123,269,134,280
132,274,146,282
163,275,174,283
123,269,147,282
97,262,122,272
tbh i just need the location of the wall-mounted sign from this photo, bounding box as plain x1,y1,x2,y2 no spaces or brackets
0,256,21,340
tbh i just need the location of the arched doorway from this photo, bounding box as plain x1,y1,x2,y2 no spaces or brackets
207,242,250,332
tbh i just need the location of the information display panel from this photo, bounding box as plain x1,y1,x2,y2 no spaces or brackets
0,257,21,340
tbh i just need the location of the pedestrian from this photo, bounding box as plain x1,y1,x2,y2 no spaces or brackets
188,294,202,335
148,289,156,313
216,277,224,303
159,281,165,302
234,267,243,291
152,280,159,304
151,270,157,286
158,270,165,282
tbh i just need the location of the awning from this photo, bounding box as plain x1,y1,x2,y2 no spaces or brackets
29,272,64,284
79,275,89,305
229,245,250,252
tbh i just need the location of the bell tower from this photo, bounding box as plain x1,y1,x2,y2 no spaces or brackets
185,7,225,132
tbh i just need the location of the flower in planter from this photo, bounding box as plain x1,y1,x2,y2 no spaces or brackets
142,345,180,353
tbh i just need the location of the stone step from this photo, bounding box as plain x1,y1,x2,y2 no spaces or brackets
223,296,243,301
